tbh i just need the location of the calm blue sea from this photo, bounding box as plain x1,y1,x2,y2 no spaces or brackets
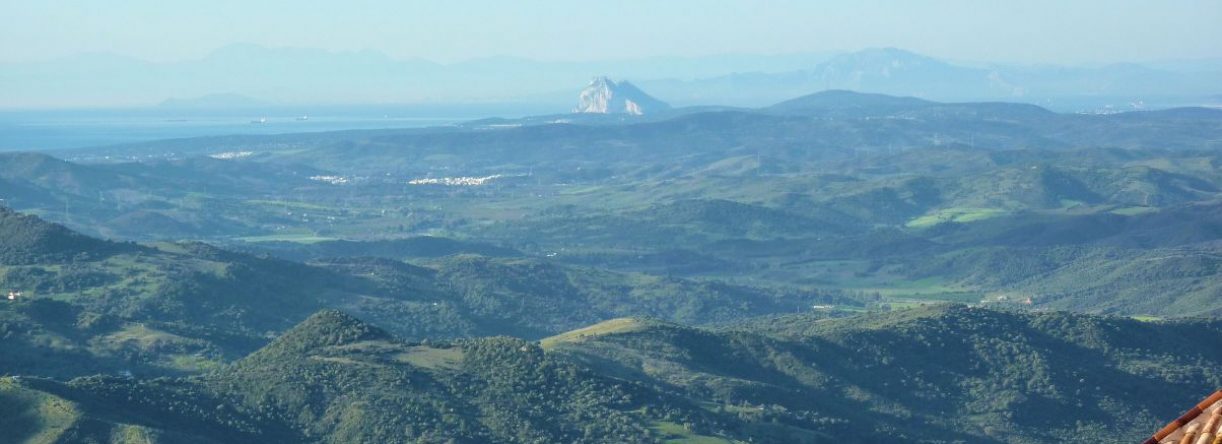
0,103,558,152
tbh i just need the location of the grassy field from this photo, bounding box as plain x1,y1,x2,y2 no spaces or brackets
244,199,336,211
540,318,647,349
859,277,980,300
906,207,1008,228
394,345,464,370
1130,315,1165,322
0,378,81,444
236,232,337,244
650,421,738,444
772,261,979,299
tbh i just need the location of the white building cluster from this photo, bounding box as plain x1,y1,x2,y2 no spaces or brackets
408,174,504,186
309,175,351,185
208,151,255,160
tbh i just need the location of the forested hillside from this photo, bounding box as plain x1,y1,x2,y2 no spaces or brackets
0,208,841,378
5,306,1218,443
549,305,1222,443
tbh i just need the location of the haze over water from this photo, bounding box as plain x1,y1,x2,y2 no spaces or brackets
0,104,555,151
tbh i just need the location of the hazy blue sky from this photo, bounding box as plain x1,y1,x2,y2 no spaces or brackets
3,0,1221,64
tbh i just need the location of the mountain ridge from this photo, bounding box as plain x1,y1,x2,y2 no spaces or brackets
574,76,671,115
7,305,1219,443
6,45,1221,109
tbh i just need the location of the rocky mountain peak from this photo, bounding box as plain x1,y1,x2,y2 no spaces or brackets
574,76,670,115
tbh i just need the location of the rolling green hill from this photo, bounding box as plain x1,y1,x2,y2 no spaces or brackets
0,206,135,264
550,304,1222,443
3,310,718,443
5,306,1218,443
1,207,834,378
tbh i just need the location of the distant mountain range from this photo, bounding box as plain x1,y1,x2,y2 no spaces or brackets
2,44,1220,111
0,44,833,109
641,48,1222,109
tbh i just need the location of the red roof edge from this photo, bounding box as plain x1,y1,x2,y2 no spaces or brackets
1147,390,1222,443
